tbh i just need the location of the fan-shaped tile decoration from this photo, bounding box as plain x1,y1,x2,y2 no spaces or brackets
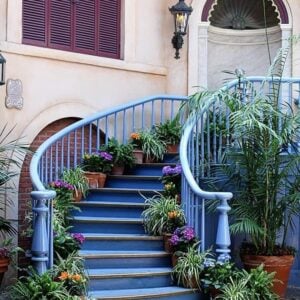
209,0,280,29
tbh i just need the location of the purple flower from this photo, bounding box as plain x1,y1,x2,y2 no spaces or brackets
71,233,85,244
0,247,9,258
170,234,180,246
183,227,195,241
50,180,74,191
162,165,182,176
99,151,113,161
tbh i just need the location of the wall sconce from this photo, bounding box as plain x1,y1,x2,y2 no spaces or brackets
0,53,6,85
169,0,193,59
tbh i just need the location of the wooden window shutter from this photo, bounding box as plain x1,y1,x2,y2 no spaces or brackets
49,0,72,50
74,0,97,55
23,0,47,46
98,0,121,59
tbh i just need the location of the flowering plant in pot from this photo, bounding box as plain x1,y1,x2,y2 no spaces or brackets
130,130,166,163
154,115,182,153
82,151,113,188
161,165,182,201
62,167,89,201
169,226,198,253
100,138,135,174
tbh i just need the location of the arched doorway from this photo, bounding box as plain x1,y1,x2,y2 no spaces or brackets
188,0,292,93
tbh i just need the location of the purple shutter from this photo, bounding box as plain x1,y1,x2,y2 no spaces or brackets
23,0,47,46
49,0,72,50
98,0,121,59
74,0,97,55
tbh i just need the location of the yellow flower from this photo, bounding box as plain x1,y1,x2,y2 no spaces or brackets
130,132,140,140
165,184,172,190
168,211,178,219
58,271,69,281
72,274,82,282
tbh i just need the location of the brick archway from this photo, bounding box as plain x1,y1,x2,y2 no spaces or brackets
201,0,289,24
18,117,80,267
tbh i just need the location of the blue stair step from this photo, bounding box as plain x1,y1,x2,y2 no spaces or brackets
80,250,171,269
81,234,164,251
87,267,173,290
88,286,202,300
73,201,146,218
70,216,145,234
106,175,163,189
128,163,176,176
163,153,180,163
86,188,162,203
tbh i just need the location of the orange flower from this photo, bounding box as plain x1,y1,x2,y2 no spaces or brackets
58,271,69,281
168,211,178,219
130,132,140,140
72,274,82,281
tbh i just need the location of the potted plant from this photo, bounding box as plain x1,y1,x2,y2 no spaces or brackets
154,115,182,153
62,167,89,201
81,151,113,188
161,165,182,202
142,194,185,237
0,238,22,285
101,138,135,175
129,132,144,164
172,244,211,289
215,265,278,300
131,129,166,163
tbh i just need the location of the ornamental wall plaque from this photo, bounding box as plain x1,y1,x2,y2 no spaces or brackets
5,79,24,109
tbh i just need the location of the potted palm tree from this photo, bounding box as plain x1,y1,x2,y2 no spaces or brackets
219,48,299,298
184,46,300,298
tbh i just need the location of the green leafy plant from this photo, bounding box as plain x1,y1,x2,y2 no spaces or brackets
172,244,211,289
201,260,240,294
82,151,113,173
8,267,74,300
142,194,185,235
52,252,87,297
154,115,182,145
62,167,89,198
101,138,135,168
216,265,278,300
0,125,30,236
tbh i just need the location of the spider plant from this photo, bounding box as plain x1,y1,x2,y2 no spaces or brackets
172,244,211,289
142,194,185,235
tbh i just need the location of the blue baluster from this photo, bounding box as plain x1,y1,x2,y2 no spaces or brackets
31,190,56,274
216,197,231,263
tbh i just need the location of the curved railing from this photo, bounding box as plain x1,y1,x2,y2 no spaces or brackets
29,94,187,273
180,76,300,261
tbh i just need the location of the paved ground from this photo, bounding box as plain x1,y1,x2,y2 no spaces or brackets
286,287,300,299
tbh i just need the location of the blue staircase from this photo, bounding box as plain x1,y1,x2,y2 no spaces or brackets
70,160,202,299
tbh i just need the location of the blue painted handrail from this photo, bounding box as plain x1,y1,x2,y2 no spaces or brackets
180,76,300,261
29,94,187,273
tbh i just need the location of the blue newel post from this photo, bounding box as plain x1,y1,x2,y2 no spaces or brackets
31,190,56,274
216,197,231,262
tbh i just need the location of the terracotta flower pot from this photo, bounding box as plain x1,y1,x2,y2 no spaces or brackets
241,254,294,298
111,165,125,175
163,233,173,253
0,257,9,285
73,190,83,202
166,144,179,153
132,150,144,164
84,171,107,188
182,275,199,289
172,253,179,267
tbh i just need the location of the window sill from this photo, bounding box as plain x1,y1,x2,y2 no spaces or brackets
0,42,167,76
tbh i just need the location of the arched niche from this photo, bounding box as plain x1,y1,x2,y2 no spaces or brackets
188,0,292,93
